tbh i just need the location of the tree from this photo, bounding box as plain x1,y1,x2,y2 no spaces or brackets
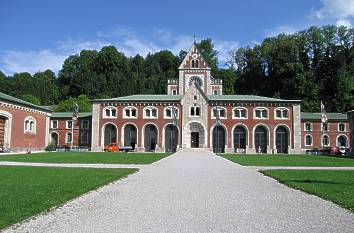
54,94,91,112
21,94,41,105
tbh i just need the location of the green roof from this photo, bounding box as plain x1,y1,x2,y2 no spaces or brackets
208,95,301,102
51,112,92,118
93,95,183,102
0,91,51,112
301,112,348,120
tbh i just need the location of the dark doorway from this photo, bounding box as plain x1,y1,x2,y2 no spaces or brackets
276,126,288,154
165,124,178,152
104,124,117,146
144,124,158,152
213,126,225,153
124,124,137,150
233,126,246,152
338,136,347,147
191,132,199,148
0,117,5,149
51,133,59,146
254,126,267,153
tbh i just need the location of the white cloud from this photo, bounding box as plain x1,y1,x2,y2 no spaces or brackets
314,0,354,27
264,25,298,37
336,18,352,26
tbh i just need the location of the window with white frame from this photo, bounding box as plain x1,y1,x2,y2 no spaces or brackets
322,122,329,132
51,120,58,129
191,59,199,68
124,107,137,118
233,107,247,119
172,89,177,95
144,107,158,118
254,108,268,119
103,107,117,118
24,117,36,133
275,108,289,119
66,132,72,143
322,135,329,146
80,132,89,144
305,135,312,146
164,107,178,119
338,123,345,132
66,120,73,129
190,104,200,117
212,107,226,119
213,90,218,95
81,120,89,129
304,122,312,131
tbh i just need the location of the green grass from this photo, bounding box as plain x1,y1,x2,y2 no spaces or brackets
261,170,354,212
0,166,137,230
0,152,171,164
223,154,354,167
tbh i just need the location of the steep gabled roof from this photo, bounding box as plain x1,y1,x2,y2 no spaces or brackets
0,91,51,112
178,42,211,70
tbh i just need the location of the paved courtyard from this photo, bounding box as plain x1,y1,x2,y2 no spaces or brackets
4,149,354,233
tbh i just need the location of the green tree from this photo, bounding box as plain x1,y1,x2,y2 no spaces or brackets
21,94,41,105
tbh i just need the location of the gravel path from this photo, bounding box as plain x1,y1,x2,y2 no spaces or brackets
3,149,354,233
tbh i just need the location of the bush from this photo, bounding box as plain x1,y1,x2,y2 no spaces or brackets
45,142,57,151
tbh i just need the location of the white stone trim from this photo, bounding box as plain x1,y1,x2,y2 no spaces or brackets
162,123,180,151
141,123,159,150
209,122,228,148
336,134,348,147
122,106,138,119
103,106,118,119
253,107,269,119
274,107,289,120
0,110,12,149
24,116,36,134
252,123,270,148
210,106,227,119
231,124,249,150
232,107,248,119
100,122,118,148
163,106,179,119
143,106,158,119
120,122,139,147
273,124,291,148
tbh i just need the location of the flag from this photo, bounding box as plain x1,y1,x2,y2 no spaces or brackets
320,101,328,123
72,102,79,120
172,108,178,126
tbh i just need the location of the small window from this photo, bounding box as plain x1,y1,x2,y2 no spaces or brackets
305,135,312,146
81,120,89,129
194,95,197,100
24,117,36,133
51,120,58,129
144,107,158,118
322,135,329,146
338,123,345,132
213,90,218,95
66,120,73,129
104,107,117,118
190,104,200,117
192,59,199,68
275,108,289,119
165,107,178,119
212,107,226,119
172,89,177,95
233,108,247,119
255,108,268,119
305,122,312,131
124,107,137,118
66,132,72,143
322,123,329,132
81,132,89,144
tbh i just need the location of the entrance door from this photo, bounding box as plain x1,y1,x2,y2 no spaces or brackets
144,124,158,152
0,117,5,149
191,132,199,148
276,126,288,154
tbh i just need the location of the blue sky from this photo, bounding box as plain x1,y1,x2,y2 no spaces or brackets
0,0,353,74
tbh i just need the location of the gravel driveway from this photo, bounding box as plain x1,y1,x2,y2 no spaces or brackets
4,149,354,233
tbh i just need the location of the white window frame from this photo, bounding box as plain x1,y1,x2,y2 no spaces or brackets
213,90,218,95
80,132,89,144
321,122,329,132
103,106,117,119
164,106,179,119
304,134,313,146
338,123,345,132
232,107,248,119
190,104,201,117
254,107,269,119
66,120,73,129
65,132,72,143
322,134,330,146
274,107,289,120
24,116,36,134
51,120,58,129
211,107,227,119
304,122,312,131
81,120,89,129
123,106,138,119
143,106,158,119
172,89,177,95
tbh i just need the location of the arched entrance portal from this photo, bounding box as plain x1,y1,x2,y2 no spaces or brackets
189,122,205,148
254,125,268,153
124,124,137,150
213,125,226,153
275,126,289,154
144,124,158,152
233,126,247,152
338,136,347,147
0,116,6,149
104,124,117,147
51,132,59,146
165,124,178,152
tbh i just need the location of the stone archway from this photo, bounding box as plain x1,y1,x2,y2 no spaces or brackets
275,126,289,154
188,122,205,148
124,124,137,150
233,126,247,152
254,125,268,153
104,124,117,147
0,116,6,149
144,124,158,152
51,132,59,146
164,124,179,152
212,125,226,153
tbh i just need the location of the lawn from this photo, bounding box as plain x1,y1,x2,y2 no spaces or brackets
0,152,171,164
223,154,354,167
0,166,137,230
261,170,354,212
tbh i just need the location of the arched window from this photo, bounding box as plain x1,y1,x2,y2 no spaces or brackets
164,107,179,119
191,59,199,68
190,104,200,117
66,132,72,143
254,108,268,119
144,107,158,118
322,135,330,146
123,106,137,118
275,108,289,119
304,122,312,131
212,107,226,119
233,107,247,119
24,117,36,134
305,135,312,146
337,135,347,147
103,107,117,118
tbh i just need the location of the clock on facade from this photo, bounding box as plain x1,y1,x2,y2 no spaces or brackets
188,76,203,87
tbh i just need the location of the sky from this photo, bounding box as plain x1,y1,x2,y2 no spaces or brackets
0,0,353,75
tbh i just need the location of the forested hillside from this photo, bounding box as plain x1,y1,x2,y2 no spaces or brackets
0,25,353,112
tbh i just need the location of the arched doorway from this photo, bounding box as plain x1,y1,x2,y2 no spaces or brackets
0,116,6,149
212,125,226,153
275,126,289,154
165,124,178,152
338,135,347,147
254,125,268,153
233,126,247,153
189,122,205,148
104,124,117,147
124,124,137,150
51,132,59,146
144,124,158,152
